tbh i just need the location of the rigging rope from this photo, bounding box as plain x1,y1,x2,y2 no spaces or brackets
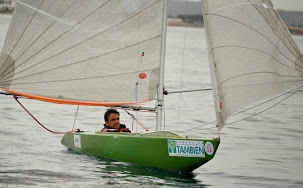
14,96,78,134
176,0,189,132
180,120,217,133
123,108,148,131
72,105,79,130
226,85,303,125
181,85,303,132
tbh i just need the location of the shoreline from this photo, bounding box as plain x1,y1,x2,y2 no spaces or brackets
288,26,303,35
0,11,13,14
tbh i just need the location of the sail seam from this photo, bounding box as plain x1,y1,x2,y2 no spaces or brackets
10,0,78,72
207,13,298,66
1,68,153,86
18,1,75,27
0,35,160,84
1,0,111,80
250,0,303,62
211,45,303,72
1,1,159,82
218,72,302,89
0,0,45,75
204,3,275,17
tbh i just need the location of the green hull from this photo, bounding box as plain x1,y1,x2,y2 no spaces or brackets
61,131,220,172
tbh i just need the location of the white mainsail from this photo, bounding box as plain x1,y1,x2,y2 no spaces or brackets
0,0,164,105
202,0,303,130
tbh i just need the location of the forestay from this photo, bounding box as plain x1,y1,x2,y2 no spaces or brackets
202,0,303,130
0,0,164,106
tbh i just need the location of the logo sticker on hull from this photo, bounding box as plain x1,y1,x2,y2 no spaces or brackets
74,135,81,148
168,140,205,158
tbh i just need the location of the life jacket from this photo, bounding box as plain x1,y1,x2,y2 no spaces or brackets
101,124,131,133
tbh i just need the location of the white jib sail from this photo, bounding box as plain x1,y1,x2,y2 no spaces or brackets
202,0,303,130
0,0,164,104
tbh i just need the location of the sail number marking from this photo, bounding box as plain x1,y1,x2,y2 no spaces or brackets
205,141,214,155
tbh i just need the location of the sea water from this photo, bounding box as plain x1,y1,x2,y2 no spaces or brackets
1,13,303,188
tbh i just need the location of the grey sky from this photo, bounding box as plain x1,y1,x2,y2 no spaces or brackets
272,0,303,11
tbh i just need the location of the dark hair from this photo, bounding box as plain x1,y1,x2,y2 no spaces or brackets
104,108,120,122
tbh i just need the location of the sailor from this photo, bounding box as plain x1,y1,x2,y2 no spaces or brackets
101,108,131,133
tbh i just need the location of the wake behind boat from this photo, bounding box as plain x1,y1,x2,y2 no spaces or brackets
0,0,302,172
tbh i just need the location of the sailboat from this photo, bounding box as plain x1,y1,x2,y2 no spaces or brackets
0,0,302,172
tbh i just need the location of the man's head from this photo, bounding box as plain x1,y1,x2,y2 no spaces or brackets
104,108,120,129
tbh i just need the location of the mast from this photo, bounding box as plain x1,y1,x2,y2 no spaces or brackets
156,0,168,130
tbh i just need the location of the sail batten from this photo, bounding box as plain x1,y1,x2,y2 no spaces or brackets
0,0,164,104
18,1,76,28
202,0,303,130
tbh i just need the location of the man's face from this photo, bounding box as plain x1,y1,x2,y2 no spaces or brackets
105,113,120,129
